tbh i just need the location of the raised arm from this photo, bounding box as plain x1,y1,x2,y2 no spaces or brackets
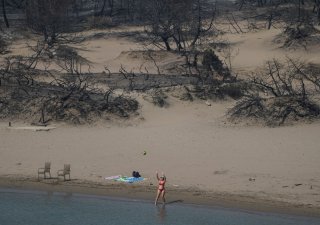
156,171,160,180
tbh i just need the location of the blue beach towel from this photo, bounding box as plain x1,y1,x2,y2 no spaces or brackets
116,176,144,183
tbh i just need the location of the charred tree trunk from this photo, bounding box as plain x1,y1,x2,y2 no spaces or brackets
1,0,9,28
108,0,114,17
162,36,171,51
316,0,320,24
298,0,302,22
267,13,273,29
99,0,107,16
238,0,245,10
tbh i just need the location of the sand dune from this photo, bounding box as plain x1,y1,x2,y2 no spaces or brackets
6,27,320,76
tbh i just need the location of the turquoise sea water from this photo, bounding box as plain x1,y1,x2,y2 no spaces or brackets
0,189,319,225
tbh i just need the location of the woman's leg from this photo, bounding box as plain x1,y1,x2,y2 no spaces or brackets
155,190,161,205
161,190,166,204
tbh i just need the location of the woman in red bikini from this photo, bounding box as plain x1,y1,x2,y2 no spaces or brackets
155,171,166,206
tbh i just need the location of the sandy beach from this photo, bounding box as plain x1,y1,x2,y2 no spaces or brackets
1,98,320,217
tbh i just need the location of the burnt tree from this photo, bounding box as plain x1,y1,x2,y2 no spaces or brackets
25,0,73,47
1,0,9,28
144,0,215,52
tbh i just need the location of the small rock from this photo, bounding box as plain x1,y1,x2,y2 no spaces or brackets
249,177,256,181
205,101,211,106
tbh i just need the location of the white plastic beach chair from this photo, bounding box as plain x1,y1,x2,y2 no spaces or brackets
57,164,71,181
38,162,51,180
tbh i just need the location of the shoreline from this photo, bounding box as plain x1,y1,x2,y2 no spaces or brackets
1,176,319,218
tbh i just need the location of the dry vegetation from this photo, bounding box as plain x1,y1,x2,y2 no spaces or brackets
228,58,320,125
0,44,139,124
0,0,320,125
